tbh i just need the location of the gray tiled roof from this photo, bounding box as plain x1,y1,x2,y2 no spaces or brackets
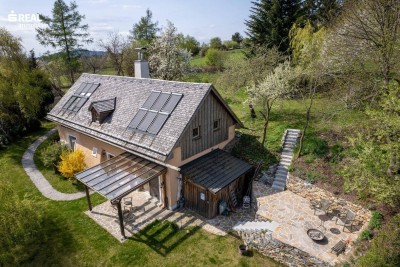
180,149,254,194
89,98,116,113
47,74,221,162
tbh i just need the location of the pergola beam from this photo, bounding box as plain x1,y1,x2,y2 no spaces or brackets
116,201,126,239
85,185,92,211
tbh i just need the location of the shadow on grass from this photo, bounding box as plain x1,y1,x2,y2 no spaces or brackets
130,220,200,257
232,133,278,167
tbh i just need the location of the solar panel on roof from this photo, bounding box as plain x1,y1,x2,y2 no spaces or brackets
151,92,170,110
75,83,88,95
128,109,147,129
67,97,81,111
137,111,157,132
128,91,183,135
63,96,77,110
72,97,88,112
142,91,160,109
161,94,182,113
147,113,169,135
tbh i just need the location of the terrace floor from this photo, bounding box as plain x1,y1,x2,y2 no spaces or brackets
85,190,257,242
256,189,363,264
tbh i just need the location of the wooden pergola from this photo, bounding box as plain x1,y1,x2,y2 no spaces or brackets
75,152,166,239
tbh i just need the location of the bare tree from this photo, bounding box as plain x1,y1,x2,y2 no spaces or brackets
81,54,106,74
98,32,129,76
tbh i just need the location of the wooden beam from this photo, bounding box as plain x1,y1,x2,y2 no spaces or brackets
85,185,92,211
117,201,126,239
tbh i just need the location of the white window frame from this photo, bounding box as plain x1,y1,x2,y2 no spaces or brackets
213,119,221,131
192,126,200,139
68,135,77,150
106,152,115,160
92,147,98,157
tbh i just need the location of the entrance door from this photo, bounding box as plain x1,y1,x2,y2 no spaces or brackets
149,176,160,201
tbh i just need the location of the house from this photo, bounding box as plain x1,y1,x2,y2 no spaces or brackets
46,52,253,237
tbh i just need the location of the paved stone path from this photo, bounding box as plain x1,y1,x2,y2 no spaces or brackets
22,128,86,201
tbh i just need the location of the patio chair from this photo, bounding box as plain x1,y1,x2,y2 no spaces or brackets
331,239,346,256
313,198,332,215
336,209,356,232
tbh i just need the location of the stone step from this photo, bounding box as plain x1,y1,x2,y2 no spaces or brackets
275,177,287,183
273,179,286,187
281,154,292,159
233,220,279,232
271,183,285,191
275,173,287,179
287,129,301,133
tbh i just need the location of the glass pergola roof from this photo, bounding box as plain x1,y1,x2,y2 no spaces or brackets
75,152,166,202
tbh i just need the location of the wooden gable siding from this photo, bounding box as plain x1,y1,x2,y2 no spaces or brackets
179,92,234,160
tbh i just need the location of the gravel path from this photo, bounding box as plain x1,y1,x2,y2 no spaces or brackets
22,128,86,201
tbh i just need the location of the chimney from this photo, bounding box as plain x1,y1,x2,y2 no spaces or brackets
134,47,150,78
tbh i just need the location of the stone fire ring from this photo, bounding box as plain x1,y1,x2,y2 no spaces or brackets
307,228,325,241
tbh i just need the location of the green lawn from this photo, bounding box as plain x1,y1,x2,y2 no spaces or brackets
191,49,245,67
0,122,280,267
33,130,84,193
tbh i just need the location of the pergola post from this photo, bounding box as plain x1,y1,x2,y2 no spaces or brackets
85,185,92,211
116,201,126,239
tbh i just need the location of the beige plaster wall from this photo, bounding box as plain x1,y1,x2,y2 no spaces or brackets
57,125,123,168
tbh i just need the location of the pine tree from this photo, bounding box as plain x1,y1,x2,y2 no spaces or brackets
36,0,92,83
129,9,160,46
245,0,303,53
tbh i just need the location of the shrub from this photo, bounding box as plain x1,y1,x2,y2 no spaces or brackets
302,136,329,157
330,143,344,163
0,181,48,265
355,213,400,267
360,229,373,240
199,47,208,57
369,211,383,229
40,141,69,171
58,149,86,179
205,49,226,70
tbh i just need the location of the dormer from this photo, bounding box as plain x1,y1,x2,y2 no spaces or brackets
88,97,116,124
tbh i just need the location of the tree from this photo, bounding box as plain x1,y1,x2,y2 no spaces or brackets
177,34,200,56
209,37,222,50
129,8,160,46
28,49,38,70
205,49,226,70
0,182,48,265
80,53,106,74
99,32,129,76
301,0,343,26
245,0,303,52
248,61,296,146
0,28,54,145
36,0,92,83
323,0,400,93
232,32,243,44
148,21,191,80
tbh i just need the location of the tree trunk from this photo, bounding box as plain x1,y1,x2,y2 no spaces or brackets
260,106,271,147
297,85,316,159
60,12,75,84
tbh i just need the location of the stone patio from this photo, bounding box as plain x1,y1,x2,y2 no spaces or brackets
85,190,257,242
255,184,365,264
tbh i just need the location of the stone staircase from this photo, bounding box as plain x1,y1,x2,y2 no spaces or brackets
271,129,301,191
233,220,279,232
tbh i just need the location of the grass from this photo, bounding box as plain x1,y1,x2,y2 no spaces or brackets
0,121,279,267
190,49,245,67
33,131,84,193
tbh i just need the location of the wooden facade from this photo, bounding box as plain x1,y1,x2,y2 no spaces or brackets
183,173,250,219
178,92,235,160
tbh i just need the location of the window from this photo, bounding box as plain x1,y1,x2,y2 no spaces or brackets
192,126,200,139
68,135,77,150
62,82,100,113
128,91,183,135
92,147,98,157
213,119,220,131
106,153,115,160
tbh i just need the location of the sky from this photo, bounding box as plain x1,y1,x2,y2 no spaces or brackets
0,0,252,55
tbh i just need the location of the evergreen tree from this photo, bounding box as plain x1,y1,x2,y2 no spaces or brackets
36,0,92,84
245,0,303,53
302,0,343,26
28,49,37,70
129,9,160,46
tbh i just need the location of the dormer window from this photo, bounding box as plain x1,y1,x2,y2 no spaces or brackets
88,98,116,124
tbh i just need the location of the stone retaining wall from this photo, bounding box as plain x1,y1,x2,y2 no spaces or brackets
237,230,330,267
287,175,371,226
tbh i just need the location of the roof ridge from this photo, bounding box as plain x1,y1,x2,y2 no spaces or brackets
81,73,212,87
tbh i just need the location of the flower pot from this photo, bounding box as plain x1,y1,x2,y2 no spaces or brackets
239,244,247,255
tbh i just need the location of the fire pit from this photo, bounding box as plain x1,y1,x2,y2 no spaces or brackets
307,228,325,241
